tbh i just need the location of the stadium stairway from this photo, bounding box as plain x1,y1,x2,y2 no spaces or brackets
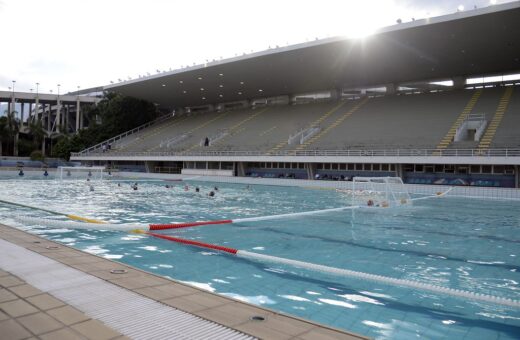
267,100,348,154
478,87,514,150
292,97,369,152
434,89,483,153
491,85,520,148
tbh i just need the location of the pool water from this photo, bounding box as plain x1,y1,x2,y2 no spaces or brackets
1,177,519,339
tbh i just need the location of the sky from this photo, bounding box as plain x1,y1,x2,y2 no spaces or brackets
0,0,513,95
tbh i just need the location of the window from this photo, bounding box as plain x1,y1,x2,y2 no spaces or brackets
415,164,424,172
355,163,363,171
470,165,480,173
195,162,206,170
403,164,413,172
493,165,505,174
373,164,381,171
339,163,346,170
317,163,324,170
390,164,396,171
444,165,455,173
481,165,492,174
299,163,305,169
424,165,434,173
221,162,234,170
505,165,515,174
364,164,372,171
347,163,355,170
435,164,444,173
381,164,389,171
457,165,468,174
208,162,219,170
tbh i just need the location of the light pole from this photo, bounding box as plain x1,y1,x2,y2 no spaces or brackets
36,82,39,96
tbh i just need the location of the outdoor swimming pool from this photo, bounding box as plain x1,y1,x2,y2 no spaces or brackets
1,175,519,339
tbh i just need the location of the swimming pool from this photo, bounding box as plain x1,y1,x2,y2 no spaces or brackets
1,176,519,339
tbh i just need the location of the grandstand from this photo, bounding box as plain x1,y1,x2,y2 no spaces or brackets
72,2,520,188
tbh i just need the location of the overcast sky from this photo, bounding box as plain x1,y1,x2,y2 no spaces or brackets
0,0,513,94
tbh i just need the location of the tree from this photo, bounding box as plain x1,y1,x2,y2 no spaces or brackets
28,120,46,153
51,92,159,160
1,110,20,156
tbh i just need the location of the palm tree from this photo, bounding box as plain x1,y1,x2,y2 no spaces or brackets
28,120,47,154
0,116,8,156
4,110,20,156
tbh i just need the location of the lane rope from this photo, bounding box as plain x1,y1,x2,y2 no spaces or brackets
0,198,106,224
144,231,520,308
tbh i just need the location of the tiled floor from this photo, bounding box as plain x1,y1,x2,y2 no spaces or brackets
0,223,367,339
0,271,127,340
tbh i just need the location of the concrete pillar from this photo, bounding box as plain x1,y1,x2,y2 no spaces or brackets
306,163,316,180
35,96,40,122
395,164,403,179
76,100,80,131
236,162,246,177
452,76,466,89
11,93,15,115
56,98,61,132
386,83,397,95
20,103,25,123
47,104,51,132
515,165,519,188
28,103,33,122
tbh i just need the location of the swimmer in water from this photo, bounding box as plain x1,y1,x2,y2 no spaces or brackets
195,187,200,193
208,191,215,197
184,185,189,191
89,185,94,192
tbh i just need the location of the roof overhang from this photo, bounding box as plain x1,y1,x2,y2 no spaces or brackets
105,2,520,109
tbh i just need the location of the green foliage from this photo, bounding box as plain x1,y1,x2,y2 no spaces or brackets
17,139,35,156
0,110,20,156
51,92,159,160
30,150,44,161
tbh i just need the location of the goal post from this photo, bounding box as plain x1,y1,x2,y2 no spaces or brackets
350,176,411,208
57,166,105,180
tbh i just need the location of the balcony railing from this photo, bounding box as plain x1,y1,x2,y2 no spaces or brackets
71,148,520,158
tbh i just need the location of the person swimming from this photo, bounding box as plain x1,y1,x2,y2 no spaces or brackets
184,185,189,191
214,186,218,191
131,182,138,190
89,185,94,192
208,191,215,197
18,169,24,176
43,170,49,177
195,187,200,193
165,185,171,189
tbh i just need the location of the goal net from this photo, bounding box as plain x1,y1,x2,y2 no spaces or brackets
348,177,411,208
57,166,105,180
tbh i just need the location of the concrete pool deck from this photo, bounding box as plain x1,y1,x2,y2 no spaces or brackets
0,223,367,340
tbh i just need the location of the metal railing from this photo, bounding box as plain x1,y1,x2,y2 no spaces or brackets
71,148,520,158
77,113,173,154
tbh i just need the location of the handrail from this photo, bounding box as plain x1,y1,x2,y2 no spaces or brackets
77,113,173,154
71,148,520,158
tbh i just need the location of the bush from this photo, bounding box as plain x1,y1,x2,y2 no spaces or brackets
30,150,44,161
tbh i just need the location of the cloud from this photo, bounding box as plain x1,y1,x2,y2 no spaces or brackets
0,0,516,94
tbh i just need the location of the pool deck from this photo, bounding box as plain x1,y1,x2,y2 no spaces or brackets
0,223,367,340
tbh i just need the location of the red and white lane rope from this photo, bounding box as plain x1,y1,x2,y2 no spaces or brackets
143,231,520,308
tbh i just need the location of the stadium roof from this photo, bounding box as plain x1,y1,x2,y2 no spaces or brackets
105,1,520,109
